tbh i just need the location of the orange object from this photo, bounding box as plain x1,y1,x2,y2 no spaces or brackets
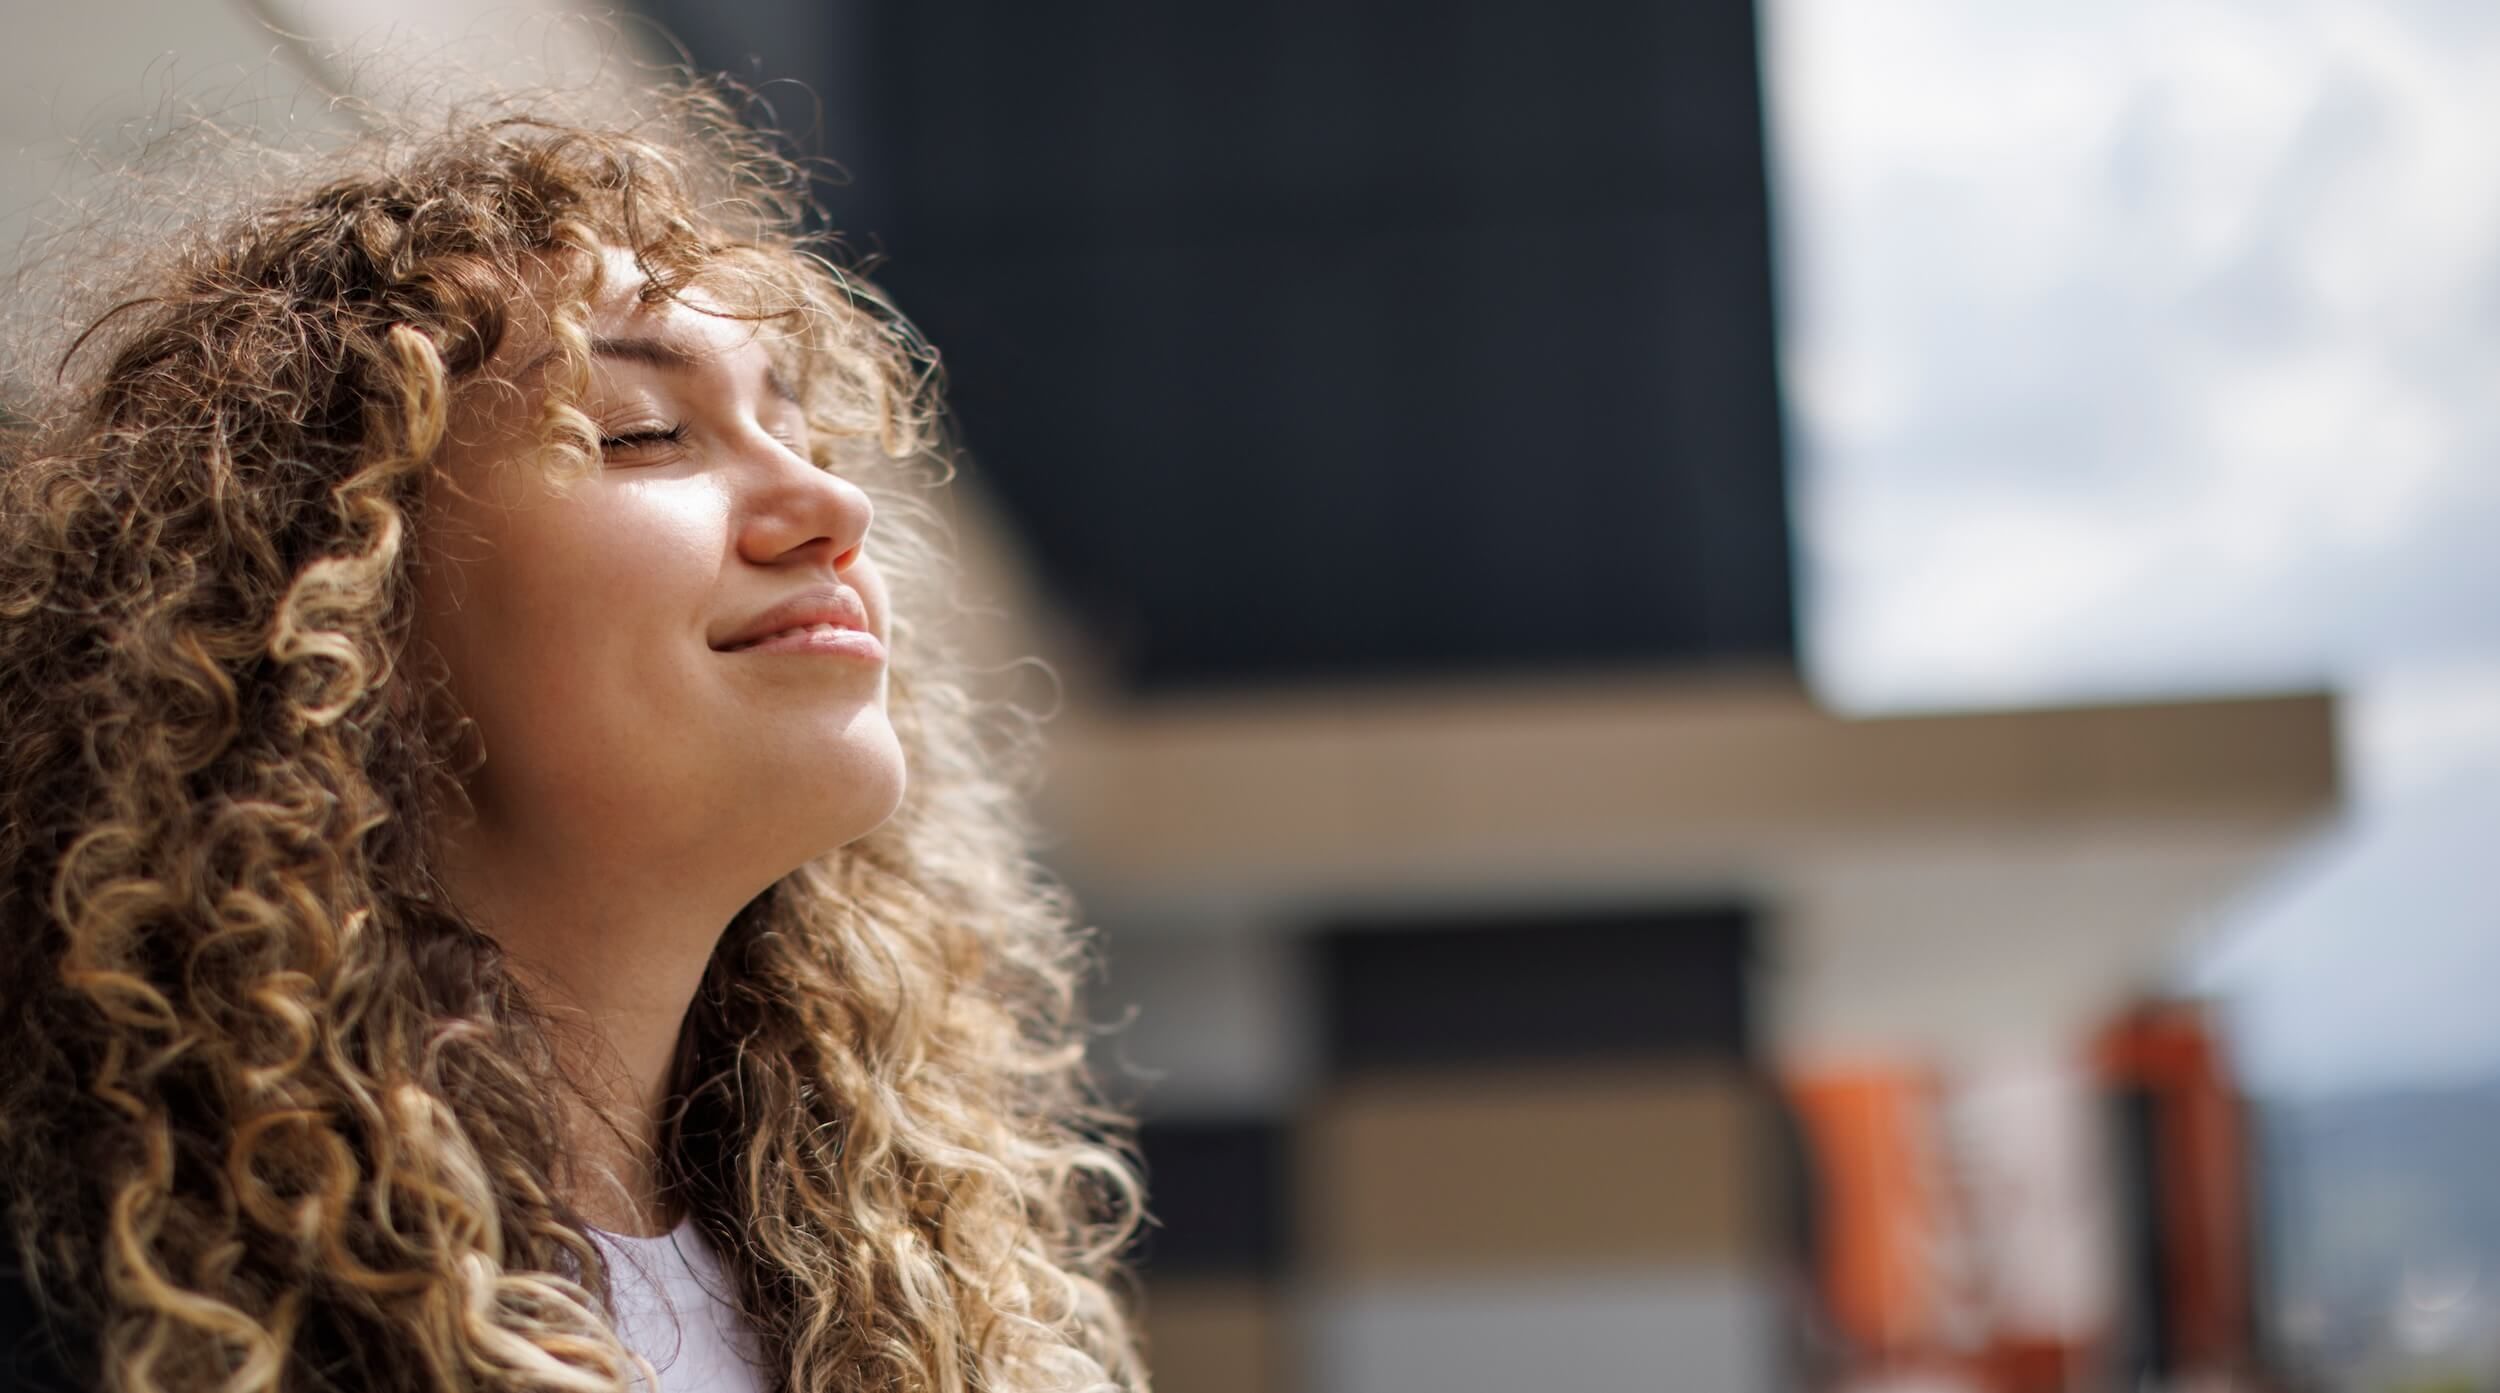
1786,1065,1958,1360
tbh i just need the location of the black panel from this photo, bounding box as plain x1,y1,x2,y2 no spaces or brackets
862,0,1793,690
1129,1119,1294,1279
1315,903,1755,1076
631,1,1796,690
2109,1085,2172,1382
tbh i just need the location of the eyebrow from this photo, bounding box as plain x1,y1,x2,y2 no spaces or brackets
590,333,702,372
549,333,803,406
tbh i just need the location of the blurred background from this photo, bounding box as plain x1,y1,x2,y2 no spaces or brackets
8,3,2498,1390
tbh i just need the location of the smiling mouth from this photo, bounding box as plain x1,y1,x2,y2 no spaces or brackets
722,623,886,659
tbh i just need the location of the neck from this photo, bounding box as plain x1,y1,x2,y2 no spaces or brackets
441,825,761,1238
524,961,691,1237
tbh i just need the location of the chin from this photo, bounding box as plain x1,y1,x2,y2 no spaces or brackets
745,719,906,860
831,731,909,846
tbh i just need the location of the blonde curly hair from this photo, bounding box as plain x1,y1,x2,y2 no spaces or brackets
0,77,1143,1393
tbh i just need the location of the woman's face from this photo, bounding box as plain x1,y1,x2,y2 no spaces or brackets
411,250,906,911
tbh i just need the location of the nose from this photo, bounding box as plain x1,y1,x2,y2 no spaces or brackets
736,432,875,572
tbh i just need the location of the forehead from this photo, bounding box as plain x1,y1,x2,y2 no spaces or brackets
579,246,779,361
478,245,784,393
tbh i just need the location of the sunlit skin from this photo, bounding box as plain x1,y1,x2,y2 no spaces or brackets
411,250,905,1235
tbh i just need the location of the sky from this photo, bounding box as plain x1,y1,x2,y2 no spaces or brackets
1762,0,2500,1097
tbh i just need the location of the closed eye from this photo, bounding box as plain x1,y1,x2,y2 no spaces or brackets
600,424,688,453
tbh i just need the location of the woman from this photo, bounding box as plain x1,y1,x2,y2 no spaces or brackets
0,81,1144,1393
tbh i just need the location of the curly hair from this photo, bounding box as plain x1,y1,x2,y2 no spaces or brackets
0,77,1143,1393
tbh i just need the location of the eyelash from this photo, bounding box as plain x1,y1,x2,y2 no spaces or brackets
599,424,689,453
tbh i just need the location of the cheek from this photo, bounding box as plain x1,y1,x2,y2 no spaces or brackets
513,495,713,624
425,485,726,740
852,556,895,638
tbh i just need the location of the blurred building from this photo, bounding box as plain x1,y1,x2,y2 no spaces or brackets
1042,671,2327,1393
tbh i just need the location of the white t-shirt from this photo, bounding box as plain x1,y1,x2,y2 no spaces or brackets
591,1220,772,1393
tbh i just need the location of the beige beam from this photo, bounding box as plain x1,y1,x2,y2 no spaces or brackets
1041,671,2339,898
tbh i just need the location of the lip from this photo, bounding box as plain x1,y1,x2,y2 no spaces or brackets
723,625,887,661
713,588,880,656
